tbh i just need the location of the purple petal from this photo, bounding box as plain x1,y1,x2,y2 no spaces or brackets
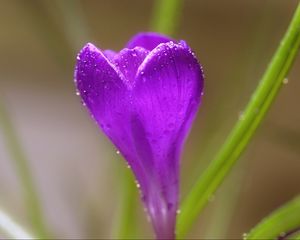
126,32,174,51
75,44,151,193
103,49,116,61
133,41,204,238
111,47,149,85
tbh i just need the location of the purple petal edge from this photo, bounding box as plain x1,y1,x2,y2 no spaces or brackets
126,32,174,51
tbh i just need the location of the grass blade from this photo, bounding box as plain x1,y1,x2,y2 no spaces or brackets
245,196,300,239
177,2,300,237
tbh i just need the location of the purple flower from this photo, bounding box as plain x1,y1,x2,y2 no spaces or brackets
74,32,204,239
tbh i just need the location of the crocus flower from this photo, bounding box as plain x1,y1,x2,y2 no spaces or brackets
74,32,204,239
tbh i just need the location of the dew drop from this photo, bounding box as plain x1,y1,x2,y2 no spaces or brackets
116,150,120,155
76,91,80,96
239,111,245,121
283,78,289,84
163,129,170,135
280,232,286,237
168,122,175,129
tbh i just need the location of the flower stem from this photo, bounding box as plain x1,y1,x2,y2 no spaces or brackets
245,196,300,239
177,2,300,238
112,167,138,239
0,102,48,237
0,208,34,239
151,0,182,35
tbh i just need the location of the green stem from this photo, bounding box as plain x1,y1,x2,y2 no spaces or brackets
0,102,48,237
151,0,182,35
245,196,300,239
113,167,138,239
177,2,300,238
0,208,34,239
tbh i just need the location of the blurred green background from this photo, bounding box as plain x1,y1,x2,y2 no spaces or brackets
0,0,299,239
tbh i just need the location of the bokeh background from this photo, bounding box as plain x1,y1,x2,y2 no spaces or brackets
0,0,299,239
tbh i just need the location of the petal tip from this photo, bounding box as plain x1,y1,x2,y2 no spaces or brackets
126,32,174,51
78,42,100,57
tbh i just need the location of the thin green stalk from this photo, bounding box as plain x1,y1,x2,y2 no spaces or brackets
0,102,48,237
151,0,182,35
245,196,300,239
0,208,34,239
113,167,138,239
177,3,300,238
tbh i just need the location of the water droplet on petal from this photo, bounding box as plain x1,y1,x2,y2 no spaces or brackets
168,122,175,129
163,130,170,135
